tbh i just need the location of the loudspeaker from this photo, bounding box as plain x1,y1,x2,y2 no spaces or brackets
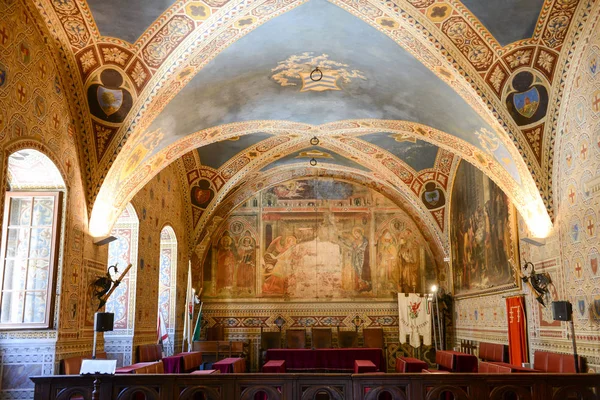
552,301,572,321
94,312,114,332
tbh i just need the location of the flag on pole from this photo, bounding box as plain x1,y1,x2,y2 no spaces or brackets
183,262,194,352
157,310,169,344
193,302,203,341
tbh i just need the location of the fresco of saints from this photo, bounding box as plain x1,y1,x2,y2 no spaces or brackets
338,227,371,292
216,234,236,291
236,235,255,293
399,231,420,293
377,230,398,291
262,236,297,295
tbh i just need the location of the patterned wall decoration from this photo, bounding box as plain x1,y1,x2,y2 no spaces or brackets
128,162,190,359
158,225,178,356
450,160,520,298
453,2,600,373
105,203,139,367
0,2,102,398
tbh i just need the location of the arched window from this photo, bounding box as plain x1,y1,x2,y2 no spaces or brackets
0,149,65,329
105,203,139,366
158,226,177,356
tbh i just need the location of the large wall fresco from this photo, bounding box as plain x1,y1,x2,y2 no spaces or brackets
450,160,519,297
202,178,439,300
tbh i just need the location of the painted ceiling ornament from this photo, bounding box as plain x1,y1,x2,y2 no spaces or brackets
421,182,445,210
505,70,549,126
391,133,417,143
190,179,215,209
87,68,133,123
296,149,332,160
271,52,366,92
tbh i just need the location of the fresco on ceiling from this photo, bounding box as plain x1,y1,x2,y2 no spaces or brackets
459,0,544,47
202,178,439,300
450,161,519,297
505,71,549,126
261,146,370,172
87,68,133,123
197,133,273,169
87,0,177,43
271,52,366,92
421,182,446,210
190,179,215,209
147,0,496,153
358,133,438,171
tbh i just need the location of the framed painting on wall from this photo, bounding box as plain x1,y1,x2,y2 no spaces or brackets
450,160,520,298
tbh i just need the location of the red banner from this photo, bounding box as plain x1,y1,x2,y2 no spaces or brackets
506,296,528,366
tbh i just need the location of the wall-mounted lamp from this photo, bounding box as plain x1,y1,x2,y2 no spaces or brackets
352,315,363,332
520,237,546,246
93,235,117,246
274,316,285,331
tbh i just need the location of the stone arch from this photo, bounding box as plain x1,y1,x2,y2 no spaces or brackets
90,120,551,240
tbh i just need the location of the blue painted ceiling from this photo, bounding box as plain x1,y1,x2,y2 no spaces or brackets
358,134,439,171
460,0,544,47
261,146,371,172
197,133,273,170
147,0,495,152
87,0,176,43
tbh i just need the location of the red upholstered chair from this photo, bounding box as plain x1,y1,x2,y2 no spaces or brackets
436,350,455,372
206,325,225,341
478,342,508,363
338,330,358,348
286,329,306,349
312,328,332,349
260,329,282,366
138,344,162,362
533,351,586,373
363,328,384,349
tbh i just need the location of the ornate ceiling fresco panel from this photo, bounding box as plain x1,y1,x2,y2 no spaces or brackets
31,0,593,248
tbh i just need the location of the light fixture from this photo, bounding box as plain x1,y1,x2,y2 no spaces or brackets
93,235,117,246
520,237,546,246
352,315,363,332
431,284,438,293
521,261,552,306
310,67,323,81
274,316,285,331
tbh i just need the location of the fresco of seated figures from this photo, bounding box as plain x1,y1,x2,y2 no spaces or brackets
201,178,440,300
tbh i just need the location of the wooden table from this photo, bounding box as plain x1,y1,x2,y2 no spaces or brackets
265,348,383,372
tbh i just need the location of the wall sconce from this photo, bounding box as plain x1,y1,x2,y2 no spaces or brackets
93,235,117,246
274,316,285,331
352,315,363,332
521,261,552,306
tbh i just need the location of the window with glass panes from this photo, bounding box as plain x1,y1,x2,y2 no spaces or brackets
0,192,61,328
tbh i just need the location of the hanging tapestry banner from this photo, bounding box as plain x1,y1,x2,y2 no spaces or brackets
398,293,432,348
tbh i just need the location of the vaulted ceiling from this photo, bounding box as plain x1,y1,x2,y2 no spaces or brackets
32,0,587,252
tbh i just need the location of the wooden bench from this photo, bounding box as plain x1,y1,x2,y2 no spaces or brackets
115,361,164,374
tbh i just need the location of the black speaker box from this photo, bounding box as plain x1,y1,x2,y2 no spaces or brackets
552,301,572,321
94,312,114,332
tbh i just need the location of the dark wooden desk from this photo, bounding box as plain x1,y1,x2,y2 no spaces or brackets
265,348,384,372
